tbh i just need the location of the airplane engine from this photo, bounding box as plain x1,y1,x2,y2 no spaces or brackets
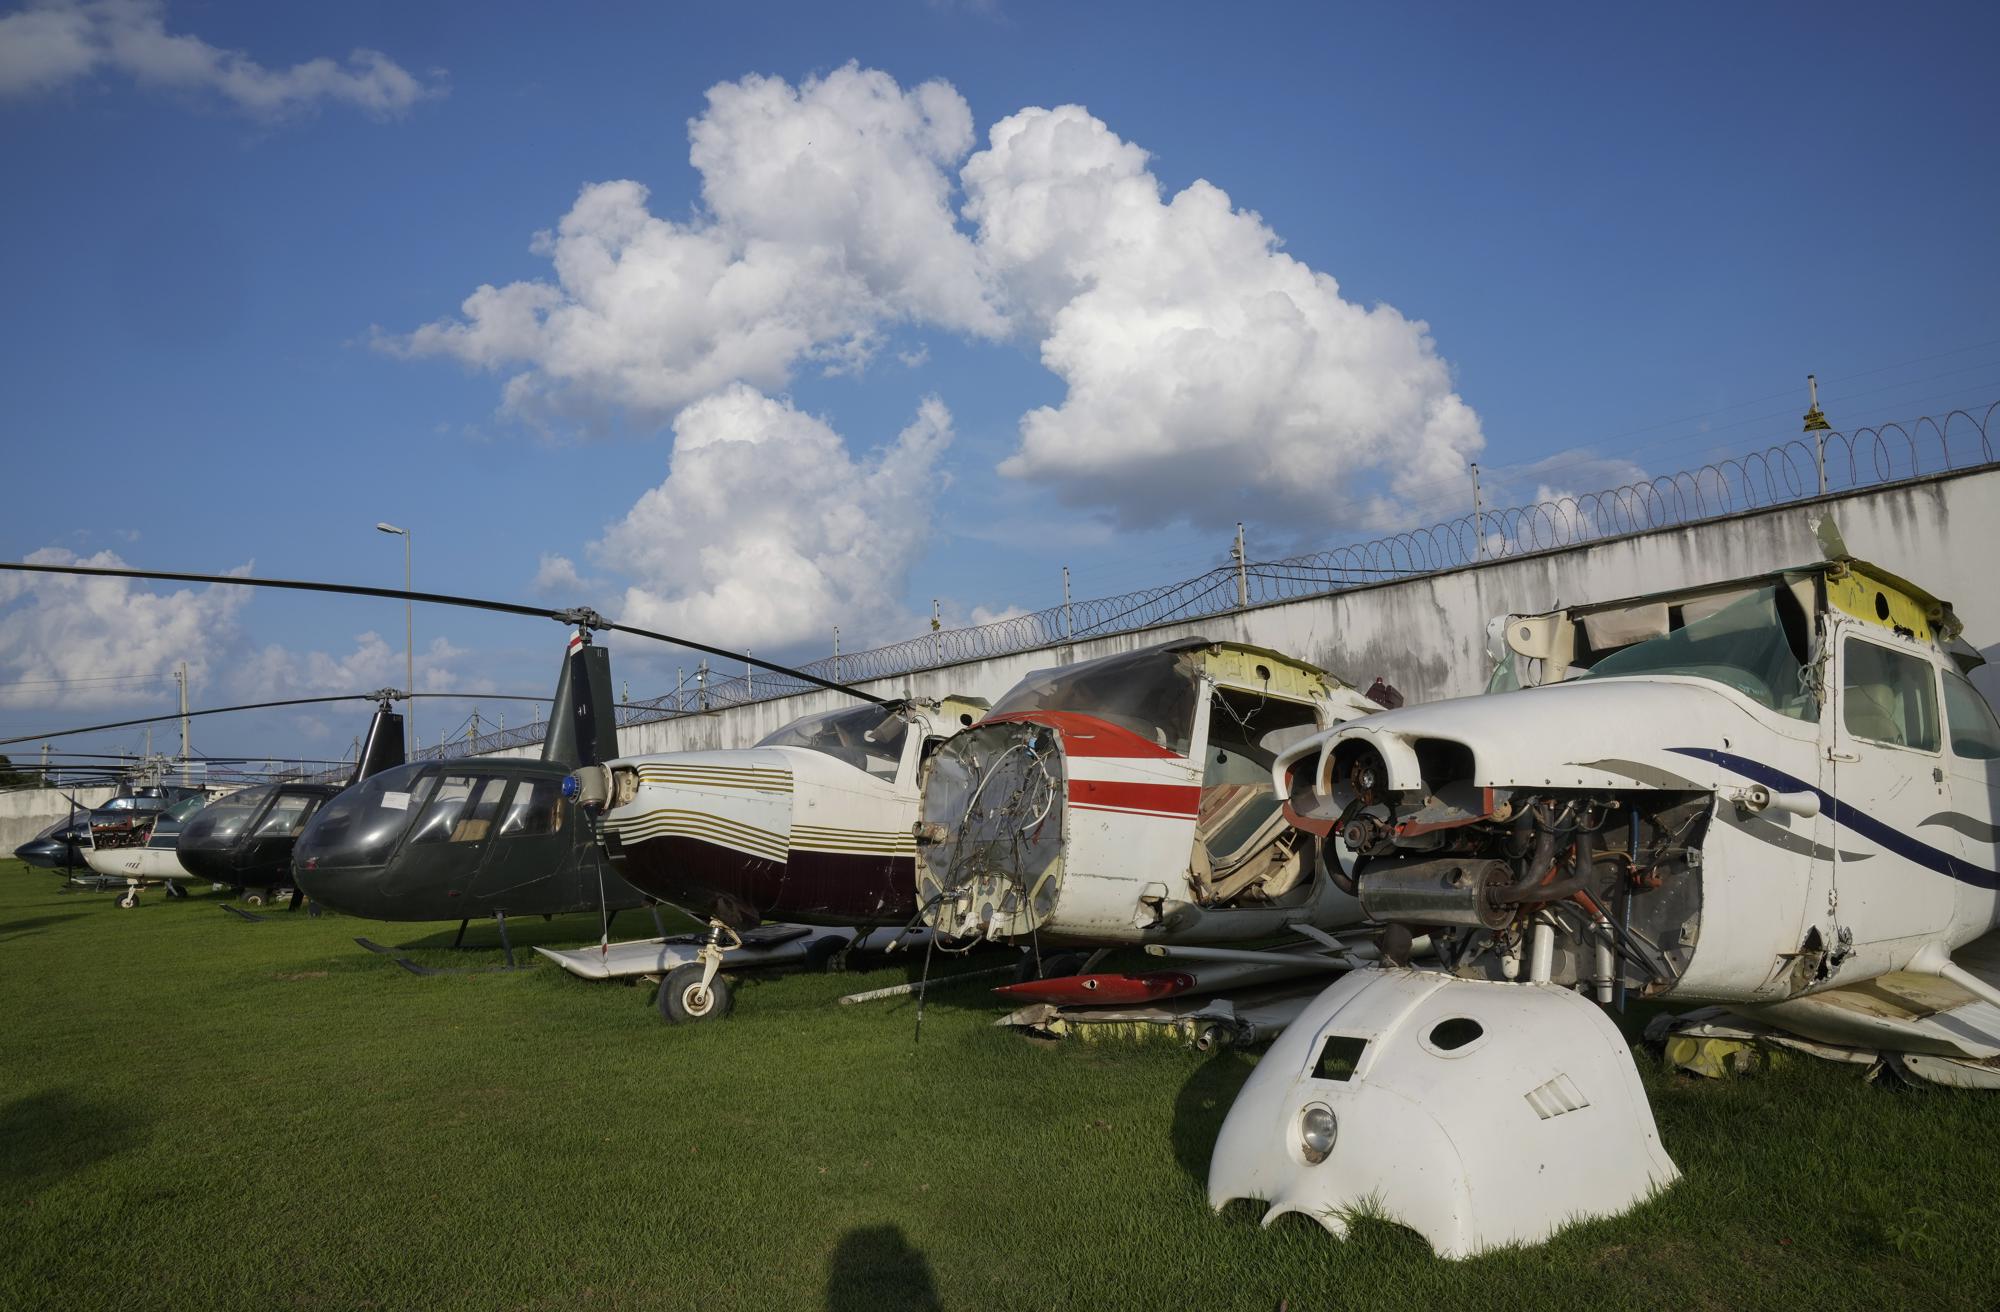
1315,734,1711,1000
915,719,1069,942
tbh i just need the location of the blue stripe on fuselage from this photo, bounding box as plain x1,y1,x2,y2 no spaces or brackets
1666,747,1999,891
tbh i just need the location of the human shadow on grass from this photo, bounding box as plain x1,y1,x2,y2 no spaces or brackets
0,1089,150,1202
1171,1049,1259,1183
825,1224,941,1312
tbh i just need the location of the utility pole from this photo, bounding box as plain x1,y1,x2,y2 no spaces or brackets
1803,373,1831,495
1232,522,1249,609
176,661,190,785
1470,463,1487,560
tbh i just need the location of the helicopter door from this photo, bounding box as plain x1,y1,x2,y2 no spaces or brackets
1825,634,1955,949
1940,669,2000,932
402,775,508,898
468,777,571,903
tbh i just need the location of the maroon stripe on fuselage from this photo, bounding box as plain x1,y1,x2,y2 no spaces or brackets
610,833,916,932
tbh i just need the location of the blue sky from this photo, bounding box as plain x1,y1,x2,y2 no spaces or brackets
2,0,1996,766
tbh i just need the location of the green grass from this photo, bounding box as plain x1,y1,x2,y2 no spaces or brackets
2,860,1996,1311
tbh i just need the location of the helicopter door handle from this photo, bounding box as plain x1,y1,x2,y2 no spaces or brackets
1827,749,1861,763
1933,767,1945,783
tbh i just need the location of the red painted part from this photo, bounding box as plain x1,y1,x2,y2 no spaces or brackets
1068,778,1200,817
977,710,1182,759
993,970,1199,1005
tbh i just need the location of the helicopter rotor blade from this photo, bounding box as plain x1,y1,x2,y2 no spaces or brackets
0,694,372,749
0,561,885,704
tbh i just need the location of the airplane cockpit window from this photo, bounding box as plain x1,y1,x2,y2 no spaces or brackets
499,778,563,837
1942,671,2000,761
757,705,909,781
1842,638,1940,752
1576,585,1817,720
988,646,1202,756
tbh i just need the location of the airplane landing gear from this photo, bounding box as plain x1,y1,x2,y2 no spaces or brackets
658,919,740,1024
165,881,188,900
243,891,266,907
119,881,139,909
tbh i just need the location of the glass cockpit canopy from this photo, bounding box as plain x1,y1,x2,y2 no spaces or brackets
179,786,276,847
293,762,435,870
756,704,909,781
988,644,1203,756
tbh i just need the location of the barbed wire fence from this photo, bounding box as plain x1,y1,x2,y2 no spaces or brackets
420,401,1998,762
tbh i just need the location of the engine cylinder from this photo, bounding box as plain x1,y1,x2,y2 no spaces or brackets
1356,856,1514,930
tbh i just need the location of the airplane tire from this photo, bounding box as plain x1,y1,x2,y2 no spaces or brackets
658,964,734,1024
118,893,137,909
243,892,265,907
166,883,188,900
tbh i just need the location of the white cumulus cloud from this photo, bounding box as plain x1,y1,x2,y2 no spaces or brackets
0,547,249,708
965,104,1483,530
236,632,481,700
0,0,442,118
595,384,953,652
394,67,1482,538
388,64,999,428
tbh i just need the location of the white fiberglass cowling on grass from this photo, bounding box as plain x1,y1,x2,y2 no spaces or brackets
1208,968,1677,1258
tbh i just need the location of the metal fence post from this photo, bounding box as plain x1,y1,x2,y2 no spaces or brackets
1233,522,1249,608
1471,463,1487,560
1063,566,1072,641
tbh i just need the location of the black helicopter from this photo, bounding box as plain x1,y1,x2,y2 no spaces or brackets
291,629,659,967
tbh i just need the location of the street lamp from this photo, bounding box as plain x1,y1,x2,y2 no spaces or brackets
375,522,414,753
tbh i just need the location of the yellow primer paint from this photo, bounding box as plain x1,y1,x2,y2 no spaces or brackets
1198,643,1336,701
1825,565,1934,642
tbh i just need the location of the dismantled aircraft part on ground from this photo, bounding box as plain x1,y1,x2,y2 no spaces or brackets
1208,968,1679,1258
1000,979,1330,1049
915,640,1388,948
291,631,649,931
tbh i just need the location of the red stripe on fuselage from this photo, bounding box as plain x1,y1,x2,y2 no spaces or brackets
1067,778,1200,816
979,710,1182,759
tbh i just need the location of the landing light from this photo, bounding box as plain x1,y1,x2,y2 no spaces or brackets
1300,1103,1337,1164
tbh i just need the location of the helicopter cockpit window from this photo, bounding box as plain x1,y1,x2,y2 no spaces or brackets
409,776,477,845
449,777,509,843
1843,638,1940,753
757,705,909,781
294,765,436,869
499,778,564,837
988,646,1202,756
184,787,275,844
1576,585,1816,720
256,793,321,837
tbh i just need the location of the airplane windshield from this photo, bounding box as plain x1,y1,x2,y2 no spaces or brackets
757,706,909,781
1577,585,1817,720
988,646,1201,756
295,764,436,869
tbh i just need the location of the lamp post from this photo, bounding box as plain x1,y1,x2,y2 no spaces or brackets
375,522,414,753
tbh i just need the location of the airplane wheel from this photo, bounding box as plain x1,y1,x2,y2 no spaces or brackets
166,883,188,900
243,892,265,907
118,892,137,909
658,964,734,1024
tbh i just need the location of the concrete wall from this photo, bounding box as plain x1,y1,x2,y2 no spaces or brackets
0,785,117,855
500,465,2000,760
